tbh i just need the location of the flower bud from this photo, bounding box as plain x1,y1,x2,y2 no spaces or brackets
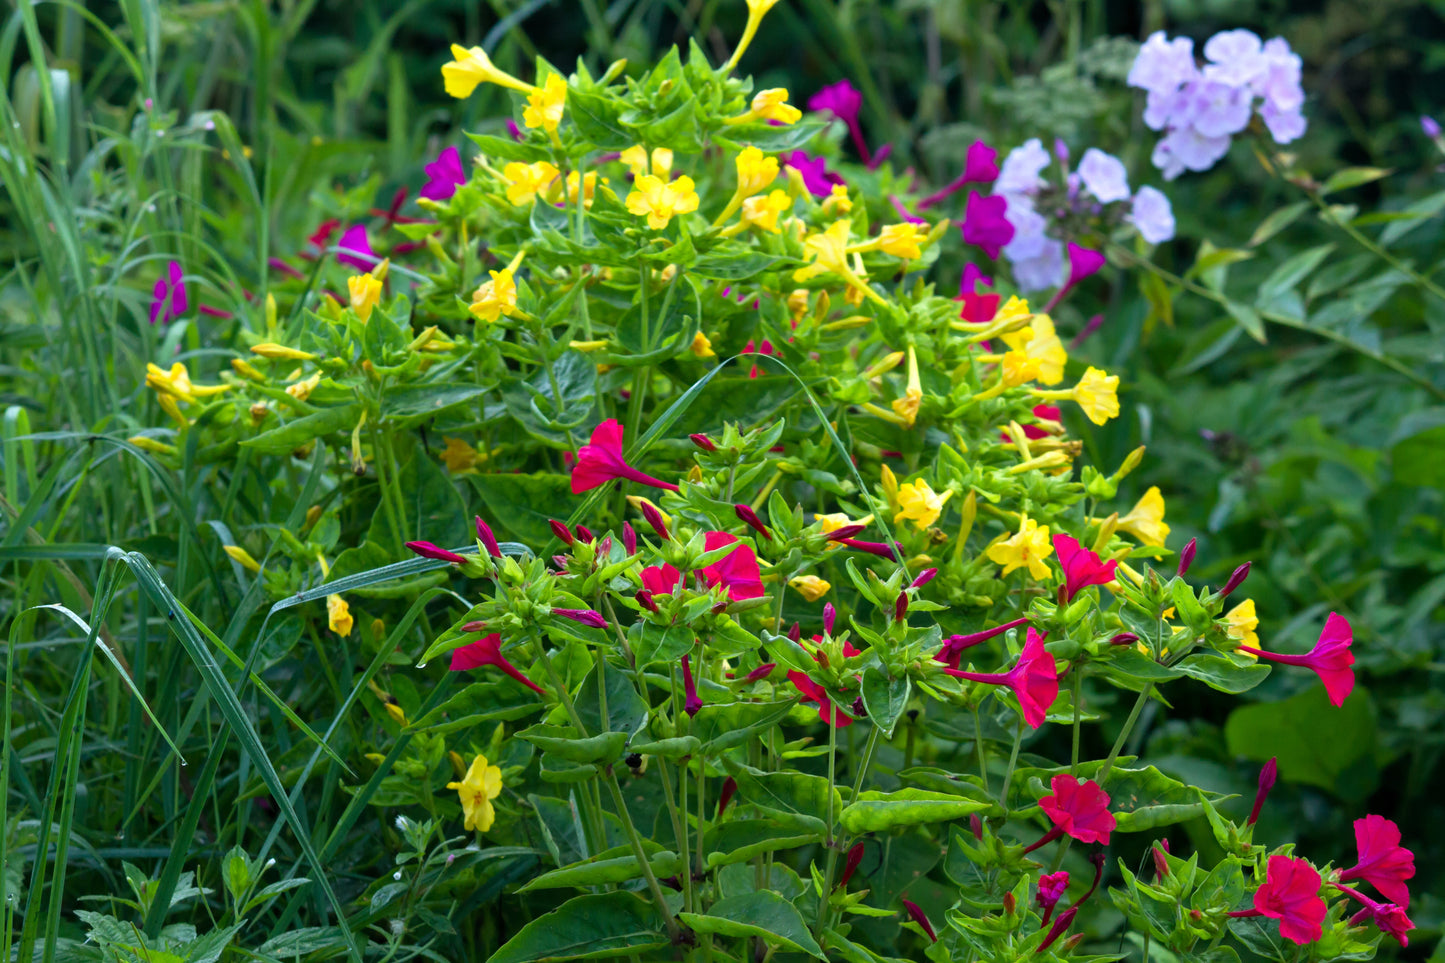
689,432,717,452
734,503,771,540
640,501,670,541
787,622,802,643
911,567,939,589
1153,840,1170,881
1037,907,1076,952
837,842,866,889
823,603,837,636
1247,757,1277,826
717,776,738,815
474,515,502,558
1003,891,1016,915
1177,537,1197,577
823,523,867,541
575,524,594,542
1220,561,1251,599
636,589,658,613
894,593,908,622
549,519,574,544
622,521,637,556
1109,632,1140,646
901,899,936,942
745,662,776,682
970,813,984,841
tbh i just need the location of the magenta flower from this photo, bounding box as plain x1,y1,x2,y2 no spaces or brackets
1037,871,1069,925
935,617,1031,670
570,419,680,494
1044,242,1107,312
960,191,1014,260
745,663,776,683
701,531,764,601
1053,534,1118,603
337,224,377,270
553,608,608,629
784,151,846,198
406,540,467,564
835,537,901,560
787,670,853,728
449,632,546,695
1338,815,1415,908
956,263,1002,324
549,519,574,545
474,515,502,558
944,627,1059,728
717,776,738,816
1228,855,1326,945
837,841,866,889
1238,612,1355,707
681,654,704,716
808,79,871,162
734,503,771,540
1037,907,1077,951
420,145,467,201
1337,884,1415,947
640,563,682,596
1024,774,1117,852
918,141,1000,210
149,260,189,325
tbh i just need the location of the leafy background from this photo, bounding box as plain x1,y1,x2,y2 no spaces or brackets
3,0,1445,958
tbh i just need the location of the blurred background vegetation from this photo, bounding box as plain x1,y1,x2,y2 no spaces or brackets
3,0,1444,957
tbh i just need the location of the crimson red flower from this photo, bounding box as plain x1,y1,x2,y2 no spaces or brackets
449,633,546,695
837,841,866,890
1338,815,1415,908
935,617,1031,669
787,670,853,728
1037,870,1069,925
1238,612,1354,707
1053,534,1118,603
701,531,764,601
1247,855,1327,945
900,898,936,942
640,564,682,596
1340,884,1415,948
570,419,681,494
406,540,467,564
1035,774,1116,847
945,627,1059,729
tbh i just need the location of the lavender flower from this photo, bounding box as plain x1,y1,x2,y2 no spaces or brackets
1128,186,1176,244
1078,148,1130,203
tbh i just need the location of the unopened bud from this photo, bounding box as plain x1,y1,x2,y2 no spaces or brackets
734,503,771,540
894,593,908,622
823,603,836,636
837,842,866,889
622,521,637,556
1112,445,1146,482
1152,841,1170,881
689,433,716,452
1003,892,1016,915
787,622,802,643
1177,538,1197,577
549,519,574,545
636,589,658,612
575,524,594,542
474,516,502,558
911,568,938,589
1247,757,1277,826
970,813,984,840
1109,632,1139,646
1220,561,1251,599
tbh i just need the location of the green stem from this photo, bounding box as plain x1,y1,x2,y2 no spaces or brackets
997,718,1024,810
1070,665,1083,776
603,769,681,942
815,721,840,929
1098,683,1153,787
972,706,989,795
1307,189,1445,306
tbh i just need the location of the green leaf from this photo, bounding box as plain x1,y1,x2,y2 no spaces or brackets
1248,202,1310,246
1224,684,1378,801
1389,409,1445,488
1107,766,1225,832
517,724,629,764
468,472,578,545
383,384,491,429
488,892,670,962
703,815,823,868
575,663,649,736
1320,166,1393,195
860,668,909,737
691,700,795,752
628,622,695,669
727,764,840,822
1379,188,1445,246
1175,654,1272,694
678,891,823,958
240,404,361,453
519,849,683,892
565,88,633,149
1224,301,1266,343
1258,244,1334,302
629,735,700,760
837,788,988,834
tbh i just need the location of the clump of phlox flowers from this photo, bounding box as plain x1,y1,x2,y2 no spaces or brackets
1128,29,1306,179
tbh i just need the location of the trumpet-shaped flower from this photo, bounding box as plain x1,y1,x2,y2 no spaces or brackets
449,632,546,695
702,531,764,601
570,418,680,494
945,627,1059,729
446,753,504,832
1339,815,1414,908
1225,599,1259,649
961,191,1014,259
421,145,467,201
891,346,923,429
470,269,519,322
619,145,673,179
794,220,854,282
348,273,382,322
1037,871,1070,925
788,670,853,727
875,223,924,260
748,88,801,124
740,190,791,233
1117,486,1170,546
1053,533,1117,602
895,478,952,530
327,595,353,636
146,362,230,405
501,161,560,205
442,44,534,98
1031,366,1120,426
523,73,567,131
625,174,700,229
1238,612,1355,707
998,313,1067,385
734,146,779,197
1039,774,1117,845
337,224,376,270
640,563,682,596
988,516,1053,579
150,260,188,325
286,372,321,402
1238,855,1326,945
935,617,1031,669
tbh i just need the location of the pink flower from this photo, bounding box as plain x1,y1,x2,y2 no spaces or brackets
742,339,775,379
1339,885,1414,947
150,260,188,325
640,563,682,596
405,540,467,564
1053,534,1118,603
1037,907,1077,951
1030,774,1117,848
1037,871,1069,925
701,531,764,601
808,79,871,163
681,653,704,716
570,419,681,494
935,617,1031,669
918,141,1000,210
420,145,467,201
960,191,1015,259
787,670,853,727
1023,404,1062,440
1235,855,1327,945
449,632,546,695
784,151,846,198
1338,815,1415,908
1238,612,1355,707
1043,243,1107,312
945,627,1059,728
337,224,377,270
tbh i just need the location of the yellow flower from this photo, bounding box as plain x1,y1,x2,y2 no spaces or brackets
1225,599,1259,651
880,464,899,508
690,331,716,358
447,753,503,832
876,223,924,260
894,479,952,530
787,289,811,320
999,313,1067,385
223,545,261,573
347,273,382,322
891,345,922,429
725,0,784,72
1032,366,1119,425
565,170,604,208
441,437,483,474
1117,486,1170,547
740,190,791,233
523,73,567,131
789,575,832,601
625,174,700,229
128,435,176,454
501,161,560,206
734,146,779,197
145,362,230,404
986,516,1053,579
441,44,534,99
620,145,673,180
1000,350,1042,387
822,184,852,215
286,372,321,402
328,595,353,636
816,512,869,534
251,343,317,361
749,88,801,124
470,268,519,322
794,220,854,282
995,295,1031,327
